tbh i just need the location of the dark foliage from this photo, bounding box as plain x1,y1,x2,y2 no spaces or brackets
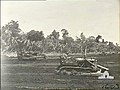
1,20,120,56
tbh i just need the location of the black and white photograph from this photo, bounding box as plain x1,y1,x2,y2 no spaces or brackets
1,0,120,90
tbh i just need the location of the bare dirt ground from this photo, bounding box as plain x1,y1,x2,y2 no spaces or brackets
1,54,120,90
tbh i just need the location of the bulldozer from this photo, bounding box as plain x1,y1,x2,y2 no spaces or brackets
55,52,109,76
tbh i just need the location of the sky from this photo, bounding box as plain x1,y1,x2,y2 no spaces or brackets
1,0,119,44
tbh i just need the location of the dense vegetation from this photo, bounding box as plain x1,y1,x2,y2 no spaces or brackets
1,20,120,58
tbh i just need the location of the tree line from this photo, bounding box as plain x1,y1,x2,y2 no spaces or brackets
1,20,120,58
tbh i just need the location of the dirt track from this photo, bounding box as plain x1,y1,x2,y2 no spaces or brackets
1,54,120,90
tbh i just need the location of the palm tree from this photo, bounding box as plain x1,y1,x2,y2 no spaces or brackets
26,30,45,52
1,20,23,59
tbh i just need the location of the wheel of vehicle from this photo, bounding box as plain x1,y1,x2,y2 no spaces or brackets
60,69,67,75
71,69,78,75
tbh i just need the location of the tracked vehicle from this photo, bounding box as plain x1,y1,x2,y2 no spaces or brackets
55,54,109,76
22,52,46,60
